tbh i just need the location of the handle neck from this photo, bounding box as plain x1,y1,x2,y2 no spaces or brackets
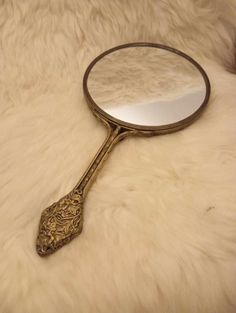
74,125,124,195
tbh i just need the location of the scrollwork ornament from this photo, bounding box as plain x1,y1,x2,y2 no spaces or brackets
36,189,83,256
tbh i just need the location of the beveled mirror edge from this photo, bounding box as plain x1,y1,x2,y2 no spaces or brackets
83,42,211,135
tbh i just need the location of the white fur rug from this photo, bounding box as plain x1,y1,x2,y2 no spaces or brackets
1,1,236,312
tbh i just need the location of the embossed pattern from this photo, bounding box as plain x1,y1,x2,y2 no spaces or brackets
36,189,83,256
36,125,126,256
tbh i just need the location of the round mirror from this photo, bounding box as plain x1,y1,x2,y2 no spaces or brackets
36,43,211,256
84,43,210,132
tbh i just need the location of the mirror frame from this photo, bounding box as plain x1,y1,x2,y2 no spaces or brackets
36,42,211,257
83,42,211,135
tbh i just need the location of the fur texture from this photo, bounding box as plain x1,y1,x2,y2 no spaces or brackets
0,1,236,312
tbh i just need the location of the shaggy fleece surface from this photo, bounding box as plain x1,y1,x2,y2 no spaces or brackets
1,1,236,312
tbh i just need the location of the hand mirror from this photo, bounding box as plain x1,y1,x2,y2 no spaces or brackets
36,42,210,256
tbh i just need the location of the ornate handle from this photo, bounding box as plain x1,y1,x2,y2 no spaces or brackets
36,125,127,256
36,189,83,256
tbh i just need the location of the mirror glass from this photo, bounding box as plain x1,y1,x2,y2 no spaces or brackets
87,46,207,127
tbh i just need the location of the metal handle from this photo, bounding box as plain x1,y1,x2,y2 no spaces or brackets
36,125,126,256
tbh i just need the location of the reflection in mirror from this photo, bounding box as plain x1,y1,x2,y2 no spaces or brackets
87,47,207,126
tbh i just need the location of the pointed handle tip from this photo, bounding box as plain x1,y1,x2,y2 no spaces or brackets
36,190,83,256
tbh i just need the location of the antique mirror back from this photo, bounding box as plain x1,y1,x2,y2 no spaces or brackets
36,43,210,256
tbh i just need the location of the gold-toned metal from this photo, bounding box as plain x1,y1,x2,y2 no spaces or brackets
36,124,133,256
36,42,211,256
36,189,83,256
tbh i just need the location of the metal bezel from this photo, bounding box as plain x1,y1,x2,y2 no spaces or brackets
83,42,211,134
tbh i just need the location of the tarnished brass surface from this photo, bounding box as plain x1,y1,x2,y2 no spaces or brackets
36,42,210,256
36,189,83,256
36,125,130,256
